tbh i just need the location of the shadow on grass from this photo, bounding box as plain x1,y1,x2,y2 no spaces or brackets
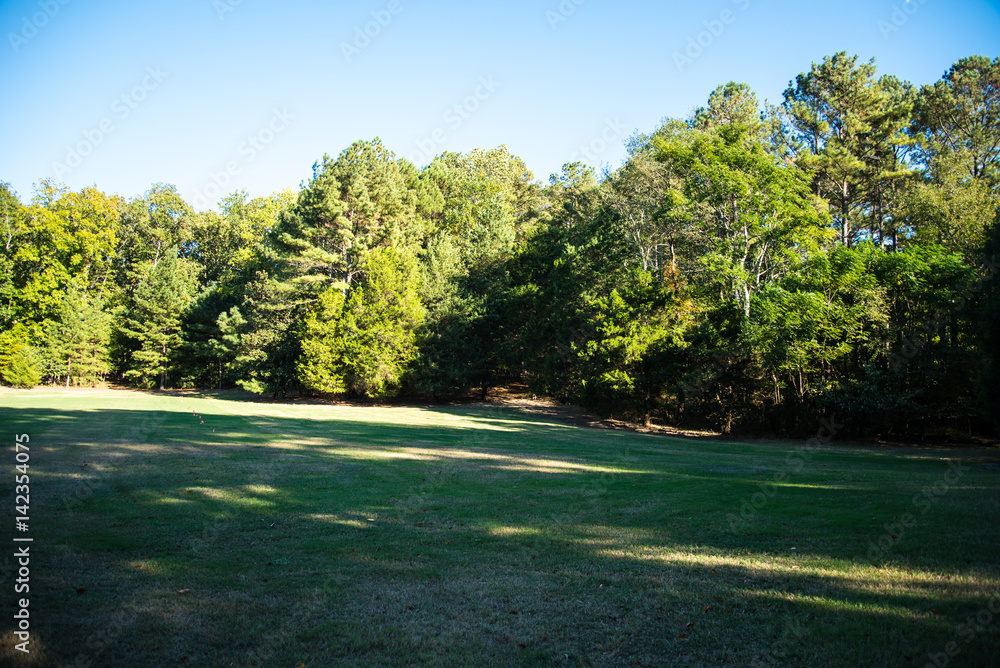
1,399,998,666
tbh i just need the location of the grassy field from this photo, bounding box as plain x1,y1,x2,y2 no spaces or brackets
0,388,997,667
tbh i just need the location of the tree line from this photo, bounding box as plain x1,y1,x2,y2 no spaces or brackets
2,52,999,438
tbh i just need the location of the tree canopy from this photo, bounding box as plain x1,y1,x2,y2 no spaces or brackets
3,53,998,438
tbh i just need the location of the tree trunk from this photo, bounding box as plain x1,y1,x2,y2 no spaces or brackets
160,343,167,390
841,188,850,246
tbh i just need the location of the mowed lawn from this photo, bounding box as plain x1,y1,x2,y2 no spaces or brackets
0,389,998,667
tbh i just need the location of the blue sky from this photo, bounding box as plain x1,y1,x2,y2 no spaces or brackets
2,0,998,211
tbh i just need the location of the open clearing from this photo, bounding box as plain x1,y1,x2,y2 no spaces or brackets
0,388,998,666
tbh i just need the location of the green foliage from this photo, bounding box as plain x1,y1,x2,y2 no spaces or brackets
275,138,420,298
298,247,423,398
43,288,113,387
431,147,537,264
654,123,832,318
783,52,914,246
0,182,27,329
976,214,1000,432
2,52,996,439
179,287,248,389
914,55,1000,185
232,270,302,397
576,269,692,421
408,234,485,398
0,324,41,388
119,250,197,389
190,190,293,284
750,246,888,410
9,182,121,324
904,151,999,261
692,82,762,136
1,350,41,388
297,288,349,394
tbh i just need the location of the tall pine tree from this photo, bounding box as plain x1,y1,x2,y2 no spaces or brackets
120,250,196,389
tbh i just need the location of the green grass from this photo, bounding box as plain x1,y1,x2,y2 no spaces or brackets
0,388,998,667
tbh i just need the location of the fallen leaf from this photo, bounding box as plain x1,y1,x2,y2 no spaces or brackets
685,622,694,628
679,634,688,640
702,605,709,612
405,605,414,610
76,588,85,594
177,589,191,595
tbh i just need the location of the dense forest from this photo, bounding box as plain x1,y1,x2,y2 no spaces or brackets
2,52,998,438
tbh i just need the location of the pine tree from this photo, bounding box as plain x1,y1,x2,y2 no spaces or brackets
784,53,913,246
43,288,112,387
298,247,423,398
207,306,246,390
0,324,41,388
120,250,196,389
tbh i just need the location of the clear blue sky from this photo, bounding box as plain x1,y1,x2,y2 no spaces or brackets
2,0,998,211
